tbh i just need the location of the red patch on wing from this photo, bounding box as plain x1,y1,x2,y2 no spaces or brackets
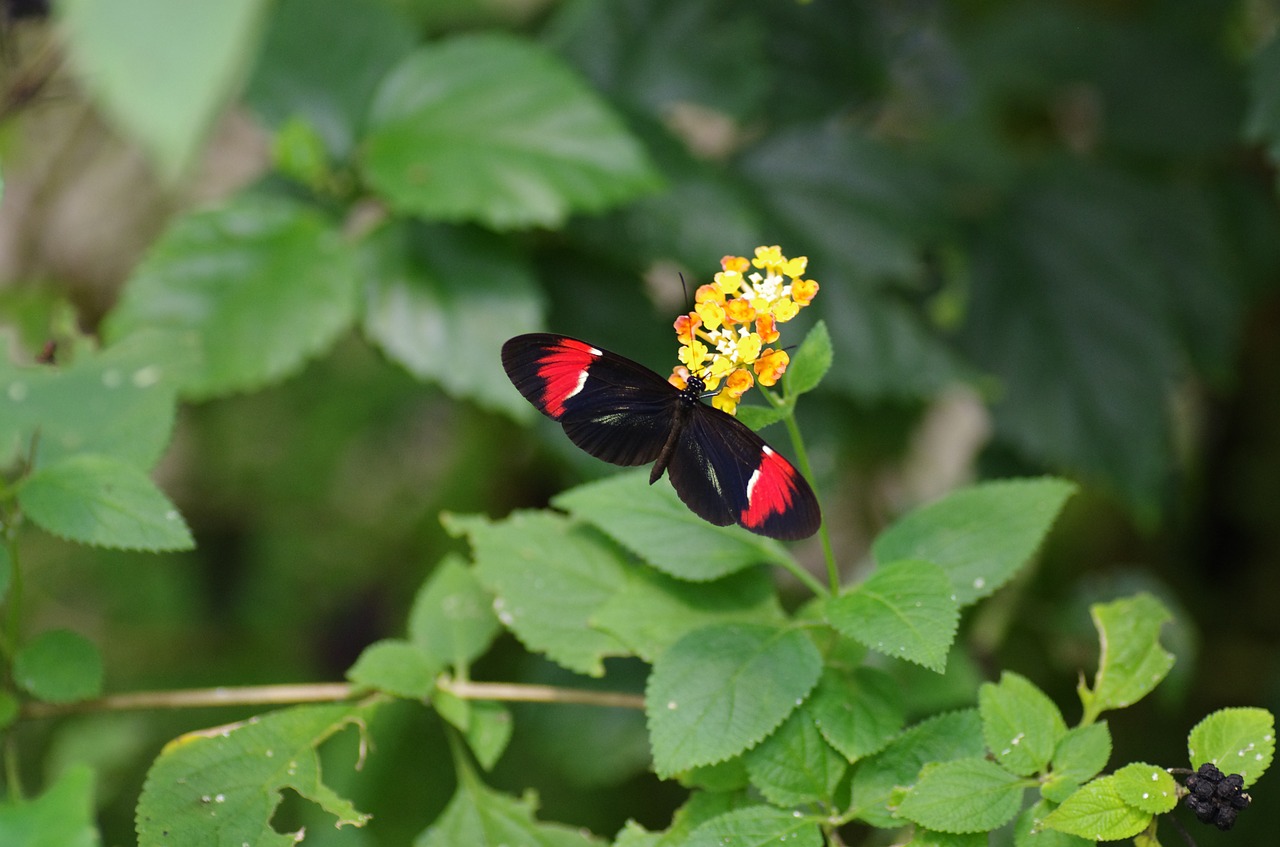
536,338,599,418
740,446,799,530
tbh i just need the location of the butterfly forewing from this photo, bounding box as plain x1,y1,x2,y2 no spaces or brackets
501,334,678,467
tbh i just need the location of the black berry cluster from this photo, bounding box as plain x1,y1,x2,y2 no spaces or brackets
1183,762,1251,831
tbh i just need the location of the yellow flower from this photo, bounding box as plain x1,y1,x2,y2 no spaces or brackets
754,348,790,387
695,299,726,330
792,277,819,305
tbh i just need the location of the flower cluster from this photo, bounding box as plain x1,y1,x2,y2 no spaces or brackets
669,246,819,414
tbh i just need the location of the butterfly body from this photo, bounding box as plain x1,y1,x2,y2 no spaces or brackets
501,333,820,540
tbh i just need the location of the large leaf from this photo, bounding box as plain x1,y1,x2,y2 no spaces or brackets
57,0,268,177
360,223,543,417
826,559,958,672
979,672,1066,777
136,703,373,847
363,34,661,229
104,194,360,399
743,703,847,806
896,758,1026,834
1077,593,1174,722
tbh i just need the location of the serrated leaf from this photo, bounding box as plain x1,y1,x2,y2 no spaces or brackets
684,805,822,847
553,471,792,581
909,831,988,847
979,672,1067,777
18,454,193,551
463,702,513,772
364,34,660,229
245,0,415,158
444,512,630,677
786,321,832,396
104,194,360,399
848,710,985,828
360,223,544,417
591,564,783,662
1014,800,1093,847
1112,763,1177,814
1045,722,1112,803
826,559,958,671
733,403,789,431
873,478,1076,605
136,703,372,847
346,639,440,699
808,666,904,762
1187,707,1275,786
0,765,98,847
646,622,821,777
13,629,103,704
896,758,1025,834
1079,594,1174,721
408,554,501,669
57,0,268,178
415,770,602,847
1040,776,1151,841
744,703,847,807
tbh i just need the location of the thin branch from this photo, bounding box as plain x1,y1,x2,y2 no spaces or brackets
439,678,645,710
20,683,356,719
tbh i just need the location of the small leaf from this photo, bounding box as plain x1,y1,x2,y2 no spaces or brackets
136,703,372,846
364,34,660,229
408,554,500,669
346,639,441,699
553,471,793,581
646,622,821,777
1044,722,1112,803
104,194,360,399
786,321,832,396
826,559,959,671
463,702,513,772
1187,707,1275,787
910,831,989,847
1079,594,1174,720
0,693,17,730
684,805,822,847
807,666,904,762
1040,776,1151,841
733,403,789,431
873,478,1077,605
896,757,1025,834
1014,800,1093,847
744,704,847,807
18,454,193,551
444,512,630,677
848,710,985,828
13,630,102,704
414,771,602,847
979,672,1067,777
1111,763,1177,814
591,565,783,662
0,765,98,847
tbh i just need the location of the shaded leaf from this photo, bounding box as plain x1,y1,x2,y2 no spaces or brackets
408,554,501,669
744,703,847,806
14,630,103,704
415,769,601,847
346,639,441,699
0,765,98,847
807,666,904,762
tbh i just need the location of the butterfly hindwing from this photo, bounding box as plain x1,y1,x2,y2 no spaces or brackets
667,404,821,540
501,334,678,467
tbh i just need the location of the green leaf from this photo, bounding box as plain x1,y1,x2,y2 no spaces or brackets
432,692,513,771
245,0,415,158
1245,35,1280,166
896,757,1025,834
744,703,847,807
0,765,98,847
1111,763,1177,814
13,630,103,704
364,34,660,229
360,223,544,418
1187,707,1275,787
873,478,1077,605
807,666,904,762
56,0,268,178
346,639,441,699
1040,776,1151,842
1014,800,1093,847
848,710,985,828
104,194,360,399
684,805,822,847
0,692,17,730
591,564,783,662
733,403,789,431
979,671,1067,777
408,554,501,669
646,622,822,777
909,831,989,847
1078,594,1174,721
0,330,193,472
786,320,833,397
0,545,10,605
136,703,372,846
444,511,630,676
18,455,194,552
553,471,793,581
826,559,959,672
1044,722,1112,803
414,771,602,847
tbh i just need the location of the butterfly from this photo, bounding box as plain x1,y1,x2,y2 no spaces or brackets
501,333,821,540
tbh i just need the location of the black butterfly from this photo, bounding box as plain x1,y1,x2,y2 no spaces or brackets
501,333,820,540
